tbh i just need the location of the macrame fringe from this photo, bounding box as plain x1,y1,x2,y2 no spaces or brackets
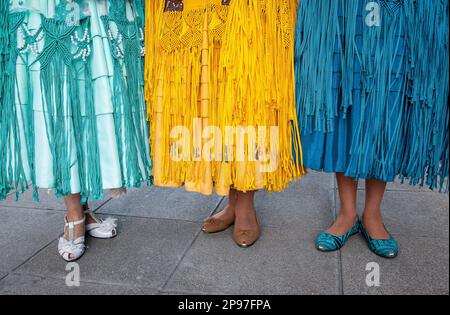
295,0,449,191
146,0,304,196
101,10,152,190
32,17,104,202
0,13,31,201
295,0,342,133
401,0,449,192
0,1,10,198
1,1,152,201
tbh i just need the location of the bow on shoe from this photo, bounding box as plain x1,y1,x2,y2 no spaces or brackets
85,212,118,239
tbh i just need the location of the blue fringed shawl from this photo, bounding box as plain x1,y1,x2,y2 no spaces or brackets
295,0,449,191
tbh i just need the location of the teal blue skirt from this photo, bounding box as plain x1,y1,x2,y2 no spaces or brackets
295,0,449,191
0,0,152,201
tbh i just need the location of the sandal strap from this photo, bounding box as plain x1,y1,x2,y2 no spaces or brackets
84,210,101,224
64,216,86,227
64,216,86,241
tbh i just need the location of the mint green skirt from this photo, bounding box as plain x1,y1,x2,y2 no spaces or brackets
0,0,151,201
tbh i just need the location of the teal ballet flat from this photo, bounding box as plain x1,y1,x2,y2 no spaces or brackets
316,220,360,252
359,222,398,259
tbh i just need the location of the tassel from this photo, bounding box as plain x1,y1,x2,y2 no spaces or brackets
401,0,449,191
0,1,10,198
147,0,304,196
295,0,448,191
1,1,152,202
101,1,152,190
1,12,32,200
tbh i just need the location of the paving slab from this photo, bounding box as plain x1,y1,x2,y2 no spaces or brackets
341,234,449,295
256,173,334,230
0,272,7,281
0,273,158,295
356,191,449,238
385,181,446,192
164,227,340,295
331,175,444,193
0,207,65,271
16,216,200,290
97,185,221,222
358,178,446,193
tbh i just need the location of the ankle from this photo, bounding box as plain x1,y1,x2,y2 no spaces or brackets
66,212,84,222
336,211,357,222
362,211,383,223
222,203,236,215
235,205,257,219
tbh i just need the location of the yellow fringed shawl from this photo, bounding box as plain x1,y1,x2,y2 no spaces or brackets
145,0,305,196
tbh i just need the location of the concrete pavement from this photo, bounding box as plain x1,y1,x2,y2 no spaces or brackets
0,172,448,295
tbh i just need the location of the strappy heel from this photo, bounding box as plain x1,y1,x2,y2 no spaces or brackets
58,216,86,262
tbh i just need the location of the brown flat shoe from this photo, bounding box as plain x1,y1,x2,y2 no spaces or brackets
202,216,234,234
233,221,261,248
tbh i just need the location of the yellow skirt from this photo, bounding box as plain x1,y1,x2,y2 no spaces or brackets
145,0,305,196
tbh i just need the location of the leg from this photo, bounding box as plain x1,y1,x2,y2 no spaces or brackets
64,194,85,240
233,190,260,247
234,190,258,230
83,200,98,225
362,179,390,239
327,173,358,236
58,194,87,261
202,188,237,233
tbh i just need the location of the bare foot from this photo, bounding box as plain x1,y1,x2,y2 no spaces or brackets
326,212,357,236
362,213,390,240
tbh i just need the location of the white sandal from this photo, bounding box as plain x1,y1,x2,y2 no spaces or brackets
58,216,86,262
85,210,118,239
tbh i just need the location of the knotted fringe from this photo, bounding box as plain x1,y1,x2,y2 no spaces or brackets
0,2,10,198
346,1,407,184
35,17,103,202
0,2,7,55
146,0,304,196
295,0,449,191
101,2,152,190
1,13,32,201
401,1,449,191
295,0,341,133
1,1,152,201
144,0,162,110
217,0,305,194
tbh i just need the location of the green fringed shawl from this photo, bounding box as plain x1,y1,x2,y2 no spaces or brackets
0,1,10,198
0,0,152,202
100,0,151,189
0,2,7,54
38,16,103,201
2,13,33,200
